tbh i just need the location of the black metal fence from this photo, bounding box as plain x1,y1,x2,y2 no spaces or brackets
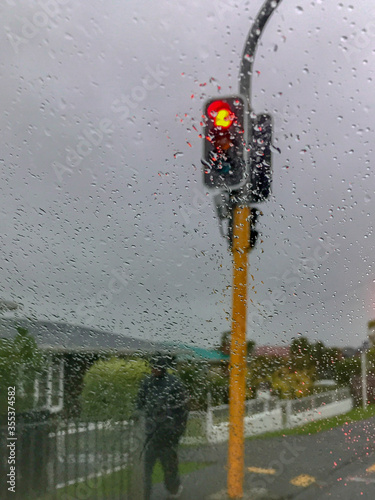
1,416,145,500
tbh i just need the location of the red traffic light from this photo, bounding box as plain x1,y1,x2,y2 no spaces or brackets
207,100,235,129
202,95,247,190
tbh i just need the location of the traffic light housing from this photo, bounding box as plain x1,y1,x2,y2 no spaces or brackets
202,96,248,190
249,113,272,202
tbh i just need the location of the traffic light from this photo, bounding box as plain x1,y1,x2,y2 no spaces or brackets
249,113,272,202
202,96,248,190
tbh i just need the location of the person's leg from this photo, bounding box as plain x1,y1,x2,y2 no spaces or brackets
159,441,180,495
144,439,158,500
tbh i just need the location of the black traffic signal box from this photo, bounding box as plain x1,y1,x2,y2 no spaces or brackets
202,96,248,190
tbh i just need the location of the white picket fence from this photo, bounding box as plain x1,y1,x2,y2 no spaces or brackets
181,387,353,445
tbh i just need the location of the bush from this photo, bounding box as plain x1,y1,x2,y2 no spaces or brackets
80,358,150,421
207,370,229,406
177,363,229,410
177,363,209,410
271,366,313,399
334,357,361,386
247,355,314,400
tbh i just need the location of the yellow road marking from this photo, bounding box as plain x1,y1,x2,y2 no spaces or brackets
247,466,276,475
290,474,316,487
366,464,375,473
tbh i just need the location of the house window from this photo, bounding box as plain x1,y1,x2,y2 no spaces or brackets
51,360,64,410
34,357,64,413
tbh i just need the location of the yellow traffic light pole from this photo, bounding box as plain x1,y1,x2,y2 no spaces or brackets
226,2,282,496
228,204,250,499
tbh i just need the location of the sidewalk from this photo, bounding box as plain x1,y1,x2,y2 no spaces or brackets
150,439,291,500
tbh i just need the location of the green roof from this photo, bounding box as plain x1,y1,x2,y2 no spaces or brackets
163,342,229,362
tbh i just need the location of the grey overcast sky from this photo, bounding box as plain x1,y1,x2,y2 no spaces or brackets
1,0,375,349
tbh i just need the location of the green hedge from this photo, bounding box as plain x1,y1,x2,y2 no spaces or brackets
80,358,150,421
0,327,45,418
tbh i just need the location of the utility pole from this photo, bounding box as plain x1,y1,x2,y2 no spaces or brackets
361,349,367,410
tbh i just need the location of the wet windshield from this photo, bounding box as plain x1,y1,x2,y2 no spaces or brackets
1,1,375,499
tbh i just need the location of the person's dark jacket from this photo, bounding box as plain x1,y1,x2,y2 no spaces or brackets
136,372,189,441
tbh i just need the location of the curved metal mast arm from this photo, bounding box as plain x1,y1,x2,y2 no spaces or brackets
239,0,283,102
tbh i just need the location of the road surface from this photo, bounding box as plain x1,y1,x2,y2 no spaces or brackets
151,415,375,499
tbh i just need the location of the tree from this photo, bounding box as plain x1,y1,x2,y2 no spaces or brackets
218,331,255,358
218,331,231,356
80,357,150,421
290,336,314,371
310,341,325,374
246,339,256,358
0,327,44,417
365,346,375,373
247,355,285,395
319,347,342,379
334,357,361,386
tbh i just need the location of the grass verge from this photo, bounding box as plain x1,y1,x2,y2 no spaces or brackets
37,460,210,499
248,404,375,441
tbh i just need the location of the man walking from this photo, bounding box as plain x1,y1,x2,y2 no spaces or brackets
136,353,189,499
